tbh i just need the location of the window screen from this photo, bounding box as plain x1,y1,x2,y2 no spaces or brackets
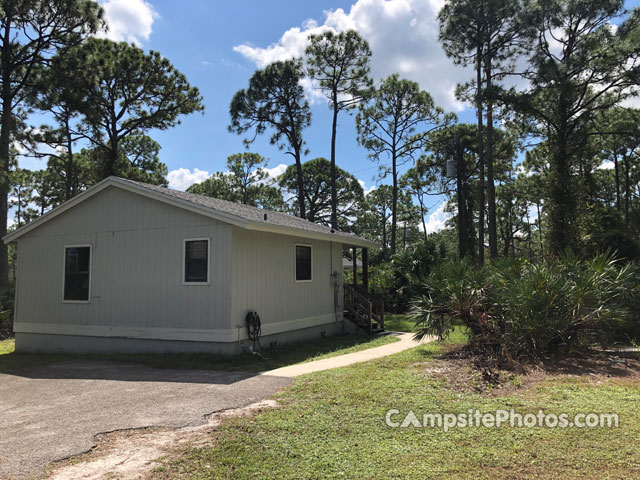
64,246,91,301
295,245,312,281
185,239,209,283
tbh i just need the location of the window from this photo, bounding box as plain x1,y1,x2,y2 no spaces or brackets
184,238,209,284
63,245,91,302
295,244,312,282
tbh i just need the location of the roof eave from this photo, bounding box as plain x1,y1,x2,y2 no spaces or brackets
3,177,249,244
3,176,381,249
109,177,249,228
3,177,113,244
244,221,380,249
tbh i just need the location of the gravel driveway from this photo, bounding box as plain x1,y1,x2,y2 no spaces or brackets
0,361,291,479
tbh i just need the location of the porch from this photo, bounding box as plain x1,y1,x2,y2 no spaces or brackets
343,246,384,334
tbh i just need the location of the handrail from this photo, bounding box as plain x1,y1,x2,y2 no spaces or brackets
344,285,385,332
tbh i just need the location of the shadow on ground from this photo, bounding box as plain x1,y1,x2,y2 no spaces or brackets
0,361,291,479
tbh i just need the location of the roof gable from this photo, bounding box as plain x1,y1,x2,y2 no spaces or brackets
4,177,378,248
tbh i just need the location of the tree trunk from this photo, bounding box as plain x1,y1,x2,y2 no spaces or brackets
503,233,510,256
105,107,119,179
537,202,544,258
240,173,248,205
418,195,428,244
403,221,407,249
624,154,630,233
105,132,119,179
382,218,387,249
294,148,306,219
510,204,515,258
390,152,398,255
0,21,13,292
549,132,573,254
330,91,338,230
526,209,533,258
476,48,485,265
613,152,621,211
485,64,498,260
65,113,74,200
16,188,22,228
455,135,469,259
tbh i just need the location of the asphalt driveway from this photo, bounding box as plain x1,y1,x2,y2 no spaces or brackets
0,361,292,479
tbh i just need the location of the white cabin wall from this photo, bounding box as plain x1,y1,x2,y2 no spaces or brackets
230,227,344,335
14,186,233,333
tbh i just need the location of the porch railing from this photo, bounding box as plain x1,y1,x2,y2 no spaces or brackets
344,284,384,333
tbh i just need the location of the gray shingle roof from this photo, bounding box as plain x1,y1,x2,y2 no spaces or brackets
118,177,373,246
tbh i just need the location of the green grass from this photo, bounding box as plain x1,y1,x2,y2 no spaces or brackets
0,333,398,374
384,315,470,344
155,327,640,479
0,337,14,355
384,313,417,332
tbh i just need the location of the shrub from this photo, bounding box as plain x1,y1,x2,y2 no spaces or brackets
619,265,640,342
369,240,448,313
411,251,638,361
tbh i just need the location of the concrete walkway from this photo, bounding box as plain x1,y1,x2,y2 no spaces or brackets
263,332,435,378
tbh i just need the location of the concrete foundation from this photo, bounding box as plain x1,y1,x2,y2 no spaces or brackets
15,320,355,355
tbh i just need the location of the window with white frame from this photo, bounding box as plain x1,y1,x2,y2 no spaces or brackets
295,244,312,282
184,238,209,284
63,245,91,302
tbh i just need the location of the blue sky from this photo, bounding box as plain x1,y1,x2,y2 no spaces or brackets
21,0,640,232
144,0,475,232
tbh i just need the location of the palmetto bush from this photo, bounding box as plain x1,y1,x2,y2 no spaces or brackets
410,252,638,361
368,239,448,313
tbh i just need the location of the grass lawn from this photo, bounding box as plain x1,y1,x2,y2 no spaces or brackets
154,327,640,479
384,313,417,332
0,332,398,374
0,337,14,355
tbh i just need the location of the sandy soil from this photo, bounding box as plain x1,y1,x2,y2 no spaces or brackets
46,399,278,480
416,347,640,396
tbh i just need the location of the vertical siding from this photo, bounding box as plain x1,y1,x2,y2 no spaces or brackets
230,227,344,328
15,187,232,331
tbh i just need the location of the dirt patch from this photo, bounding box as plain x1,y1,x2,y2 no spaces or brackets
46,399,278,480
417,347,640,396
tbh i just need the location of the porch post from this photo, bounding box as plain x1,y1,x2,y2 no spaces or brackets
362,247,369,292
352,246,357,286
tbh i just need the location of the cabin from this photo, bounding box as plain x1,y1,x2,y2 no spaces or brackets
4,176,383,354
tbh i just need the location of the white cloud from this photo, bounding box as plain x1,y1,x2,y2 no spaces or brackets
515,163,535,177
167,163,289,192
97,0,158,45
12,140,27,156
358,179,375,195
423,201,451,234
233,0,469,111
299,76,328,104
263,163,288,179
597,160,615,170
620,94,640,109
14,127,57,170
167,168,210,191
